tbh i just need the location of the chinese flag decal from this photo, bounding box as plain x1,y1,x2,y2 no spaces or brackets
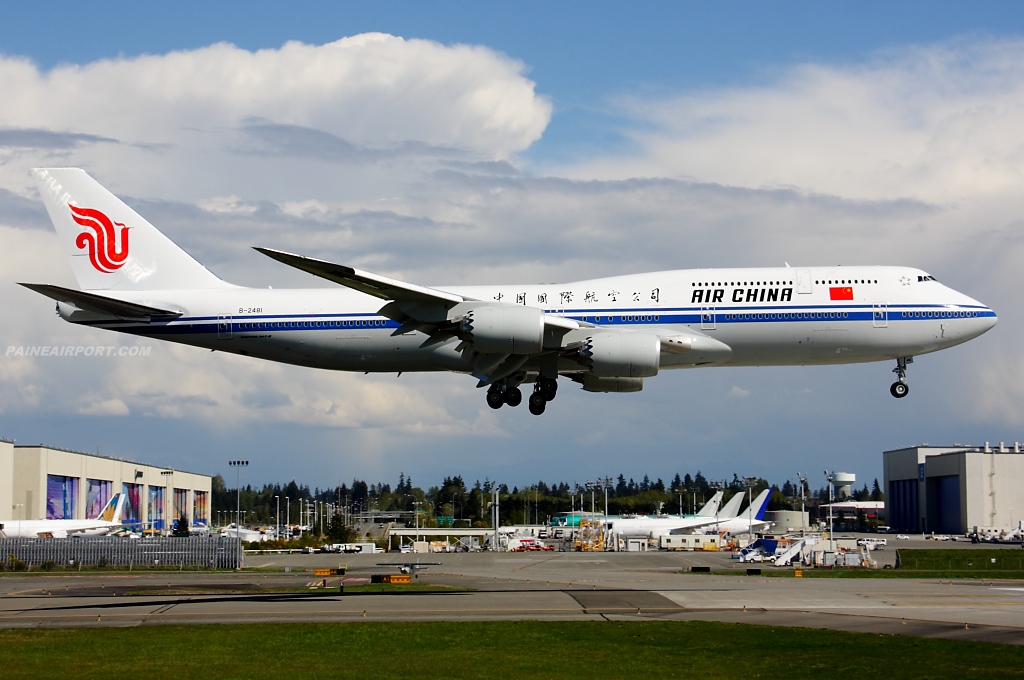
829,287,854,300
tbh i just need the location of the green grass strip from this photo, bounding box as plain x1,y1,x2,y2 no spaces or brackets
2,621,1023,679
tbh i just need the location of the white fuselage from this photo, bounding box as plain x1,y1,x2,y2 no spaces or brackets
0,518,120,539
64,266,995,376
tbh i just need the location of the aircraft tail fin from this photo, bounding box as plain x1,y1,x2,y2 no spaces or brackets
97,493,126,523
32,168,226,291
695,490,723,517
719,492,744,519
752,489,772,521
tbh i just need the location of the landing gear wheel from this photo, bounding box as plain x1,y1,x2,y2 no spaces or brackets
505,386,522,407
890,356,912,399
539,377,558,401
486,388,504,409
528,391,546,415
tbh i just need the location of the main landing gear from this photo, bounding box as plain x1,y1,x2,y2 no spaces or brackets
528,377,558,416
890,356,912,398
488,376,557,415
486,383,522,409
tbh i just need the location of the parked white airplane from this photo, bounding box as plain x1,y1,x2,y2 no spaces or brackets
0,492,126,538
607,490,748,539
700,489,774,536
23,169,997,415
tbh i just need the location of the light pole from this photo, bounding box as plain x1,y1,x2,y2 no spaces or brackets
797,473,807,538
286,497,290,540
16,503,24,537
742,477,758,544
160,470,173,535
274,495,280,540
228,460,248,533
825,471,836,554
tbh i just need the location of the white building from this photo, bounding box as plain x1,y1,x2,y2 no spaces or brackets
883,442,1024,534
0,439,211,530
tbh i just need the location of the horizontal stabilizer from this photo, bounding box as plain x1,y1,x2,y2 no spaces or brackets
255,248,466,304
19,283,182,319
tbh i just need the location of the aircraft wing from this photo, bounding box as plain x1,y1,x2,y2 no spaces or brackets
254,248,467,304
19,283,182,319
666,518,723,534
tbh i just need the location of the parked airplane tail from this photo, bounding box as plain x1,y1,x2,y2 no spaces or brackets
97,492,126,523
32,168,227,291
752,489,772,521
695,490,724,517
718,492,745,519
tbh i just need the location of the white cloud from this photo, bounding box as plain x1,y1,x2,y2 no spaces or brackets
0,34,551,201
76,398,129,417
0,34,1022,485
565,38,1024,205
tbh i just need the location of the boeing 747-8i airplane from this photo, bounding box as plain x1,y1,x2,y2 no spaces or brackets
22,169,997,415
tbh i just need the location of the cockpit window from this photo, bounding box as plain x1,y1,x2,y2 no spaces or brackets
917,275,938,282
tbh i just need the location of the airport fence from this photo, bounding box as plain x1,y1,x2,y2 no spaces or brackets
0,536,243,569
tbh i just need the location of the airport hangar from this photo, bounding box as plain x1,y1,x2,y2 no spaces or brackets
884,441,1024,535
0,439,211,530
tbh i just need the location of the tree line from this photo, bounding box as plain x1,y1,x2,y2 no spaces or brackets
212,471,884,529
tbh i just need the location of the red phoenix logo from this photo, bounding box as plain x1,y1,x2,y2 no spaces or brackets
69,204,130,272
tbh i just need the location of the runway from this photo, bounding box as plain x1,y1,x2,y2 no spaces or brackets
2,551,1023,644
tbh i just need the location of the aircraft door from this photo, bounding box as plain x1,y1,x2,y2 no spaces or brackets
796,269,813,294
872,303,888,328
217,314,232,339
701,306,716,330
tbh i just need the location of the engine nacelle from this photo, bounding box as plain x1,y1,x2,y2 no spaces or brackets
579,375,644,393
462,304,545,354
582,333,660,378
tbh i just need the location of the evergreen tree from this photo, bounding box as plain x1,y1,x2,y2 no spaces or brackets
172,512,189,537
671,474,682,491
616,474,627,496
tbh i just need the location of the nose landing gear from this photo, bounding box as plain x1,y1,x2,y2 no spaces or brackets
890,356,912,398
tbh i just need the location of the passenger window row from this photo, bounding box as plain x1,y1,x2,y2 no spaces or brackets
902,310,975,318
239,319,386,329
724,312,848,320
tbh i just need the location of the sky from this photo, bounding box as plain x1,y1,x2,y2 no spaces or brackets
1,2,1023,495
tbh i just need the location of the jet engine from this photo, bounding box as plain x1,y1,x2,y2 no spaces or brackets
581,333,660,377
461,304,545,354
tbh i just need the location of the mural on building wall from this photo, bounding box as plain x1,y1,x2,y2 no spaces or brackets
148,486,165,530
174,488,188,523
122,482,142,526
193,490,208,526
46,475,78,519
85,479,112,519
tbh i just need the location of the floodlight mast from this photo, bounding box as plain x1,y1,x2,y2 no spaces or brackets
228,460,249,530
825,471,835,554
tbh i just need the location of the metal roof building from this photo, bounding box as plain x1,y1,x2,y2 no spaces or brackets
883,442,1024,535
1,439,211,531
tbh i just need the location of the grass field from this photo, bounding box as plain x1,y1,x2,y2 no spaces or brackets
694,569,1024,579
2,621,1023,679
